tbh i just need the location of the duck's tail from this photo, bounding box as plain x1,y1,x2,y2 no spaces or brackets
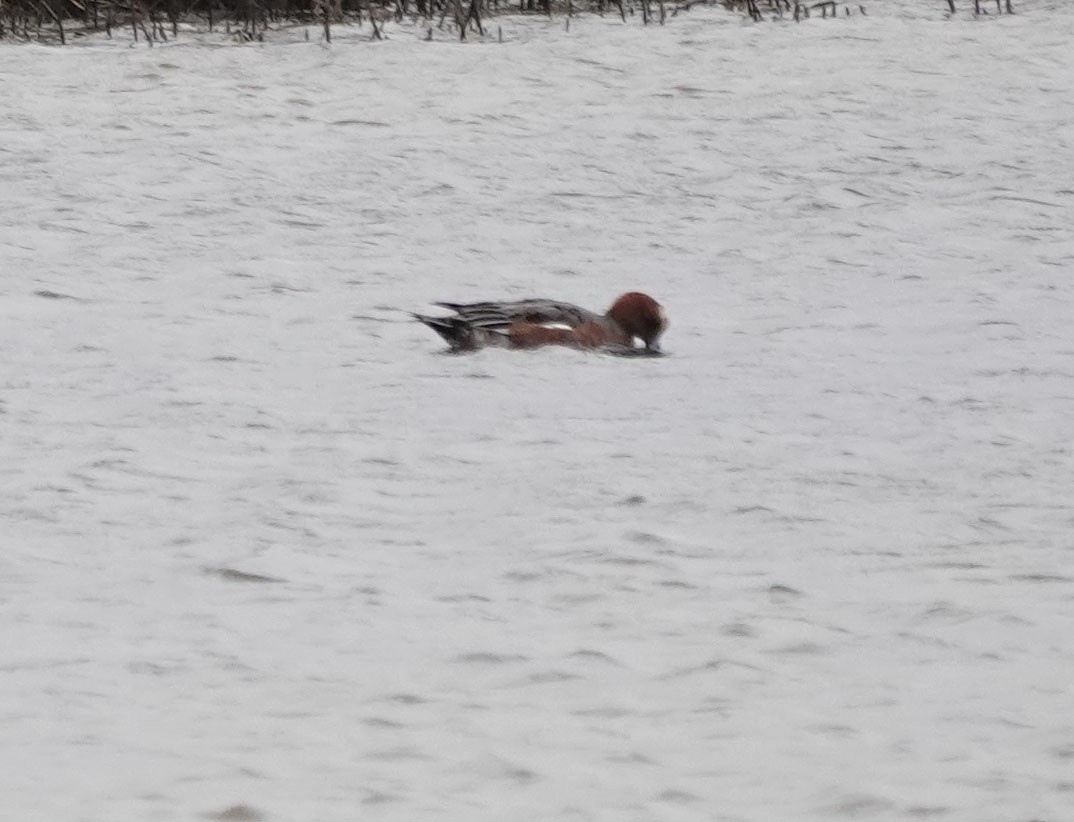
413,313,504,351
413,313,466,347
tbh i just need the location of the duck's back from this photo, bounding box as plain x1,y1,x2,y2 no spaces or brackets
434,299,599,332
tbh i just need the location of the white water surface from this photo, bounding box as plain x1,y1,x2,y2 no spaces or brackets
3,3,1074,820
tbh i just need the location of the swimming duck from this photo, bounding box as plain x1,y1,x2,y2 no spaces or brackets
414,292,667,354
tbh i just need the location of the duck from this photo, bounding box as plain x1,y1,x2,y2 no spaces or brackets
413,292,667,354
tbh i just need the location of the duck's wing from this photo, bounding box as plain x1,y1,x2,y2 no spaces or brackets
433,299,597,331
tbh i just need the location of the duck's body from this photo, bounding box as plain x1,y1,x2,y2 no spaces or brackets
414,292,667,354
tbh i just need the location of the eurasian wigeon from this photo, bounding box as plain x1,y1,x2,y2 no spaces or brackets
414,292,668,354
